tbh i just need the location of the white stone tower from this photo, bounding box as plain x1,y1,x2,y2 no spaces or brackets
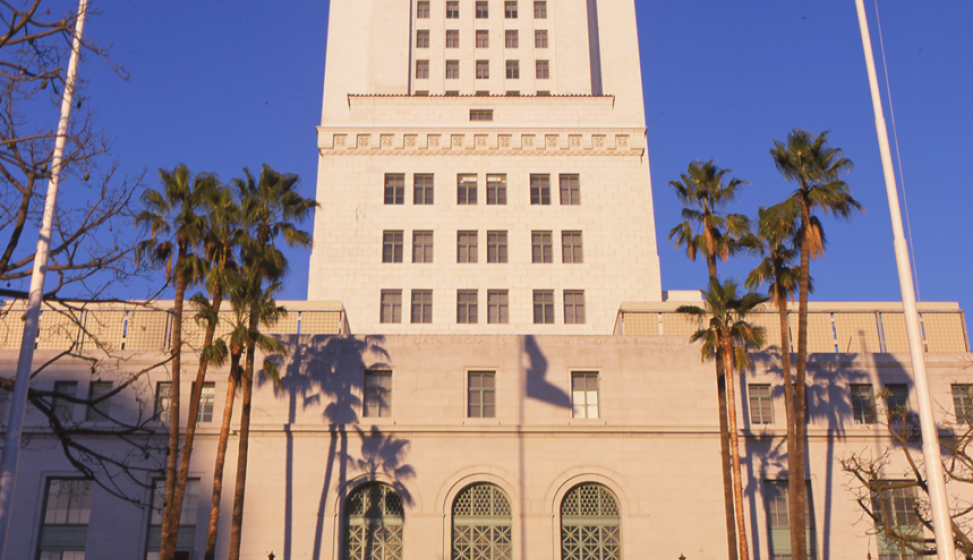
307,0,662,334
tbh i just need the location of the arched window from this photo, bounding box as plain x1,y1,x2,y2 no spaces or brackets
345,483,404,560
560,483,621,560
452,483,512,560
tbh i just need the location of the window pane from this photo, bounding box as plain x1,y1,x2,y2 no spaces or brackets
414,174,434,205
532,231,552,263
416,29,429,48
505,1,518,18
457,231,478,263
534,1,547,18
953,384,973,424
446,1,459,18
382,231,404,263
413,231,434,263
563,291,585,325
417,1,430,18
476,30,489,48
457,174,477,204
457,290,478,324
446,60,460,79
488,291,509,324
562,231,583,263
52,381,77,424
505,30,518,49
487,174,507,205
766,480,817,559
476,1,489,18
197,382,215,423
416,60,429,79
851,384,876,424
411,290,433,324
533,290,554,324
381,290,402,324
487,231,508,263
536,60,549,79
535,29,548,48
468,372,496,418
364,372,392,417
561,484,620,560
384,174,405,204
530,174,550,205
505,60,519,79
346,484,404,560
749,384,773,424
86,382,112,421
885,384,909,416
559,174,580,205
446,30,459,48
155,382,171,422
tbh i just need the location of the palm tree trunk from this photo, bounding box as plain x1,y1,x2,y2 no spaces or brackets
777,283,804,560
790,209,812,560
159,249,188,560
165,286,223,549
724,338,750,560
204,346,241,560
716,349,740,560
228,326,257,560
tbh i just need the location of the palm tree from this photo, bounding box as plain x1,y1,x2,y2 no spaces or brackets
679,279,767,560
668,160,751,560
769,129,861,560
135,164,214,560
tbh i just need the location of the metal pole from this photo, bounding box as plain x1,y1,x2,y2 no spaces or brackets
853,1,955,557
0,1,88,556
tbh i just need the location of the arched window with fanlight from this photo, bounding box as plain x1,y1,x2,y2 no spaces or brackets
560,483,621,560
451,483,512,560
344,483,404,560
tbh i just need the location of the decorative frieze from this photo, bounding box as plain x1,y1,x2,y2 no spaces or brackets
320,130,644,156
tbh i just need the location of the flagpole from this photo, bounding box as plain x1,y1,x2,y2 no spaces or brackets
0,1,89,556
853,1,955,557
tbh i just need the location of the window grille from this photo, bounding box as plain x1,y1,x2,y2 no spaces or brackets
346,484,404,560
560,484,620,560
453,484,512,560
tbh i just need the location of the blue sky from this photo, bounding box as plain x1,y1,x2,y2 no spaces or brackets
51,1,973,336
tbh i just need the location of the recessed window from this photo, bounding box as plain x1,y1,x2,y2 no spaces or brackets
766,481,817,559
850,384,875,424
380,290,402,324
445,90,460,96
561,484,620,560
505,30,519,48
529,174,550,205
85,381,112,422
562,231,583,263
411,290,433,324
384,174,405,205
446,1,459,18
559,174,580,204
468,372,496,417
40,479,92,559
505,1,518,18
147,479,199,559
345,484,404,559
457,231,478,263
52,381,77,423
531,231,552,263
414,173,434,204
416,29,430,48
871,481,919,559
505,60,520,79
0,386,10,421
536,59,549,79
415,90,429,96
749,384,773,424
382,231,404,263
885,383,909,415
457,174,477,204
475,61,490,80
505,90,520,96
534,1,547,18
154,382,172,422
476,1,489,18
487,231,508,263
197,382,215,423
364,371,392,417
563,290,585,324
571,372,598,418
476,90,490,96
446,29,460,48
536,90,551,96
416,60,429,80
488,290,509,324
535,29,548,48
446,60,460,79
533,290,554,324
457,290,478,324
413,231,434,263
417,0,430,18
470,109,493,121
476,29,489,48
487,174,507,205
953,384,973,424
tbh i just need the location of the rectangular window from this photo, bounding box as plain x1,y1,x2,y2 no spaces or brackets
505,1,518,18
85,381,112,422
413,231,434,263
38,479,91,559
147,478,199,560
749,384,773,424
363,371,392,418
197,382,215,423
530,174,550,205
446,60,460,79
446,1,459,18
505,60,520,79
954,384,973,424
563,291,585,324
486,174,507,205
416,60,429,80
562,231,583,263
470,108,493,120
505,30,519,48
411,290,433,324
534,0,547,18
476,1,489,18
487,231,508,263
533,290,554,324
535,29,548,48
414,173,434,204
382,231,404,263
559,174,580,204
384,173,405,204
380,290,402,324
457,174,477,204
457,290,478,324
766,480,817,560
851,384,876,424
488,290,509,324
572,372,598,418
417,0,430,18
536,60,549,79
155,382,172,422
446,29,460,48
52,381,77,424
475,61,490,80
0,385,10,422
476,29,489,48
416,29,429,48
457,231,478,263
468,372,496,418
871,482,921,560
885,383,909,415
531,231,553,263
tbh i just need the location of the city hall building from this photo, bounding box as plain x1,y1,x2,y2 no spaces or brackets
1,0,971,559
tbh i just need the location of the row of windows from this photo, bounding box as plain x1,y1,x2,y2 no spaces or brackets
418,0,548,20
382,230,583,264
379,289,585,324
418,29,548,49
384,173,580,206
417,59,549,80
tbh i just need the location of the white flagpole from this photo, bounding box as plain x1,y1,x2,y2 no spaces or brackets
853,1,955,557
0,1,89,556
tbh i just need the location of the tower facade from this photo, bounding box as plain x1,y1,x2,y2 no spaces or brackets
307,0,662,335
